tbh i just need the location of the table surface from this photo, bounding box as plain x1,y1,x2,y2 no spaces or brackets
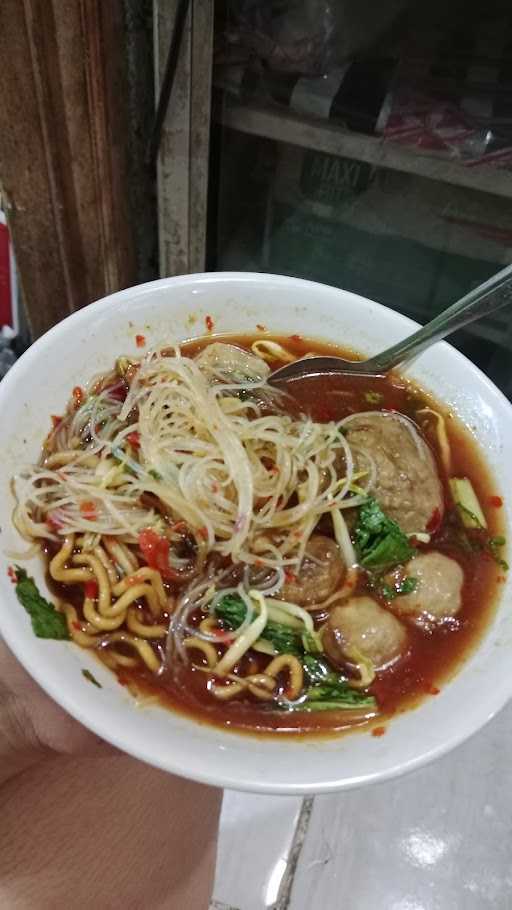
212,698,512,909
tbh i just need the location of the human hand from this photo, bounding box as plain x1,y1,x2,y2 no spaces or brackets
0,637,110,784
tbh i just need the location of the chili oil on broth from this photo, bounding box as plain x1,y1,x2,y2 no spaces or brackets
34,333,503,738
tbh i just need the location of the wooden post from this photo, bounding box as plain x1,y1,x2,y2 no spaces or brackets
154,0,214,277
0,0,136,338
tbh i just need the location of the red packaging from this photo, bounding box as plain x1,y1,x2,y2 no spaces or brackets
0,210,17,333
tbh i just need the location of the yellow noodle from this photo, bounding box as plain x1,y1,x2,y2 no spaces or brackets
126,607,167,639
182,636,218,668
251,340,296,363
417,407,451,472
105,632,160,672
104,537,139,574
63,604,99,647
211,672,275,701
199,616,220,635
106,651,139,668
264,654,303,700
77,533,101,552
113,567,166,609
94,545,119,585
83,597,126,631
99,651,120,670
50,536,92,584
111,583,160,618
72,553,112,615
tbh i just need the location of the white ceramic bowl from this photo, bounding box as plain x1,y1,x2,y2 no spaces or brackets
1,272,511,794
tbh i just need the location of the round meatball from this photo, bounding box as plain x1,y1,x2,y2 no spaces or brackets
387,551,464,628
278,534,345,609
345,411,443,534
324,597,408,672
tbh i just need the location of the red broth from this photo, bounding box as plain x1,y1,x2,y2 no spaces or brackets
44,334,504,737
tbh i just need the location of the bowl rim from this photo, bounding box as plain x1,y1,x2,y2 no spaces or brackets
1,270,511,795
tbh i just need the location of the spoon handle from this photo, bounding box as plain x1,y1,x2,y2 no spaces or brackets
364,260,512,373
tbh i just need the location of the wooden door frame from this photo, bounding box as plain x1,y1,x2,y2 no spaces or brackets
153,0,214,277
0,0,136,338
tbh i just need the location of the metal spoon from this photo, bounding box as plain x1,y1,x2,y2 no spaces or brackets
269,261,512,385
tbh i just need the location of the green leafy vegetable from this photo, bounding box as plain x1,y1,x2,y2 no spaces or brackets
214,594,303,655
453,497,508,569
301,631,323,654
215,600,375,711
437,509,508,571
296,700,375,712
14,567,69,640
300,655,376,711
354,497,416,570
213,594,245,628
364,391,383,405
303,654,339,684
82,668,102,688
148,468,163,481
305,684,376,707
488,536,508,571
378,576,418,601
264,623,303,656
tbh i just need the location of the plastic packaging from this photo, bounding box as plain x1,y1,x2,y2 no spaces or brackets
219,0,409,75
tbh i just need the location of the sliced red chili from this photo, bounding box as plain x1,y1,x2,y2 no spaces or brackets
216,630,235,643
108,383,128,402
372,726,386,737
138,528,178,581
126,431,140,449
489,495,503,508
80,500,97,521
84,580,99,600
72,386,84,408
426,507,441,534
135,334,146,348
46,512,63,531
205,315,214,332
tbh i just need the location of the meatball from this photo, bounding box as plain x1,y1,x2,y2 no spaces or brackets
387,551,464,628
324,597,408,672
278,534,345,609
344,411,443,534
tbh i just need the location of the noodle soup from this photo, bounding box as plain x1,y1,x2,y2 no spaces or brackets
11,335,506,736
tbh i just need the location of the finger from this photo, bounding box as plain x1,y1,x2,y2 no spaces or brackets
0,638,116,757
